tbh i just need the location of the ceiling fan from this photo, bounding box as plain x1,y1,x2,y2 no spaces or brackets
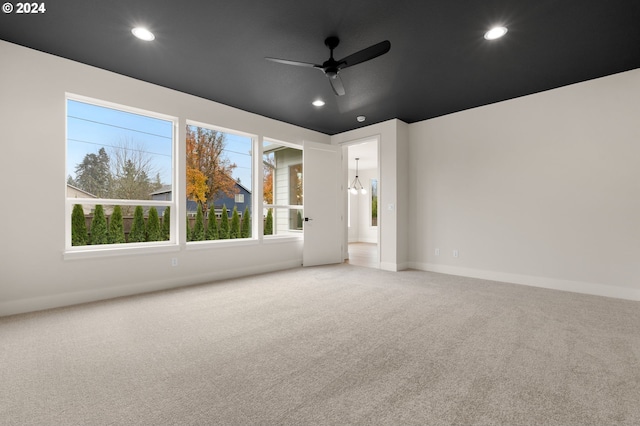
265,36,391,96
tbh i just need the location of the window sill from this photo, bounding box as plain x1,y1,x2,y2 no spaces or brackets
186,238,259,250
64,242,180,260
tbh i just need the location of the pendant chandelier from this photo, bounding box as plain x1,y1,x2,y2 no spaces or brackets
348,158,367,195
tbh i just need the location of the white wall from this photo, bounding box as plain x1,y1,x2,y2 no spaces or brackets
408,69,640,300
396,121,410,267
0,41,330,316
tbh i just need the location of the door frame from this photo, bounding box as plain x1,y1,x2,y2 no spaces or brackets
341,136,381,267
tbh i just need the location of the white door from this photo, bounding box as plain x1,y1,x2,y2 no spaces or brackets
303,141,343,266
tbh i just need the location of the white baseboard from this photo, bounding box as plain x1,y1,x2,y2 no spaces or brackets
348,239,378,244
357,238,378,244
409,262,640,301
380,262,411,272
380,262,397,271
0,259,302,317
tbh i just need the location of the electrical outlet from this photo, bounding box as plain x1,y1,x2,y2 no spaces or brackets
435,248,440,256
453,250,459,258
171,257,178,267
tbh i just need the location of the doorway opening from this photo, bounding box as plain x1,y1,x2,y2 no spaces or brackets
343,138,380,268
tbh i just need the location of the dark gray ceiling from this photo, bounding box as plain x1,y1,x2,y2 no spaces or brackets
2,0,639,135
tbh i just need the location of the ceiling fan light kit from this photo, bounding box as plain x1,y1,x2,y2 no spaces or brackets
266,36,391,96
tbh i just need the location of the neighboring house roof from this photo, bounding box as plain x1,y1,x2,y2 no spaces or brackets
152,179,251,196
66,184,97,198
150,184,172,196
234,180,251,195
152,181,251,204
263,144,288,154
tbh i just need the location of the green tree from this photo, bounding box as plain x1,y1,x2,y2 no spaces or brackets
296,210,303,230
90,205,108,245
73,147,111,197
192,204,205,241
264,208,273,235
162,207,171,240
129,206,146,242
219,204,230,239
241,207,251,238
206,211,219,240
372,195,378,226
153,172,162,190
229,206,240,239
111,159,153,200
71,204,88,246
109,140,162,214
108,205,126,243
186,215,192,242
146,207,161,242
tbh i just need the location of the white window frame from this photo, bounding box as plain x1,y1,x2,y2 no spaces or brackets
64,94,178,259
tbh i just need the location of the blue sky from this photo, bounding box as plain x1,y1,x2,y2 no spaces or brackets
67,100,252,191
225,134,252,190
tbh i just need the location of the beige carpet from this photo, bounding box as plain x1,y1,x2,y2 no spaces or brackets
1,264,639,425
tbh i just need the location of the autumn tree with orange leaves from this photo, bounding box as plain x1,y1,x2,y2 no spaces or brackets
263,152,275,205
186,125,238,212
186,167,208,205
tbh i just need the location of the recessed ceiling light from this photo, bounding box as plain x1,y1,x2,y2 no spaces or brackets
484,26,508,40
356,115,366,123
312,99,325,107
132,27,155,41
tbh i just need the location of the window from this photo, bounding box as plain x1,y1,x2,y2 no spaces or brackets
288,164,303,229
66,96,175,250
263,140,303,236
185,122,254,241
371,178,378,227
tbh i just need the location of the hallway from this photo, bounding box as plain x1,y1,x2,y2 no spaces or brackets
346,242,378,268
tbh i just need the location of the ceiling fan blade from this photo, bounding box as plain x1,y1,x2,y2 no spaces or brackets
265,57,320,68
329,75,346,96
337,40,391,70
